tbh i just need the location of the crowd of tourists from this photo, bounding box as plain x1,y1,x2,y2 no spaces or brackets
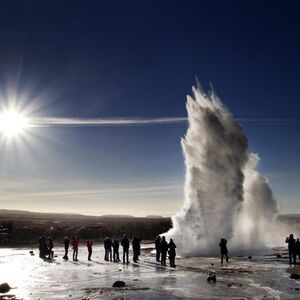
38,234,177,268
38,234,299,266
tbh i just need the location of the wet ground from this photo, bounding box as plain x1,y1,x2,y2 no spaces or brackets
0,245,299,299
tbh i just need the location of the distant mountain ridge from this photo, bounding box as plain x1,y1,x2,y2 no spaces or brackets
0,209,164,219
101,214,134,218
0,209,172,246
0,209,297,220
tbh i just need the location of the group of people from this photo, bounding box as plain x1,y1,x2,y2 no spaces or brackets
102,235,141,263
38,236,54,259
285,233,300,264
63,237,94,262
39,235,231,268
38,233,300,266
38,234,176,266
155,236,177,267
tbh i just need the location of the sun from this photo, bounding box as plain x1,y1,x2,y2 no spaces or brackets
0,110,29,138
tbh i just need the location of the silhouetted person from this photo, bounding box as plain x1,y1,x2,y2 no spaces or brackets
71,237,79,261
160,236,168,266
63,236,70,260
132,236,141,263
38,236,42,258
286,234,296,264
86,240,93,261
48,237,54,259
104,237,112,261
168,239,176,268
121,234,130,264
219,238,228,263
38,236,47,259
112,239,120,262
296,238,300,264
155,236,161,262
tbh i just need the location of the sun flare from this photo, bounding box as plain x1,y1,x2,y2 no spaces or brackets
0,110,29,138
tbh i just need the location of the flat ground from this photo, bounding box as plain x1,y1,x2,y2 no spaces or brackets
0,245,299,299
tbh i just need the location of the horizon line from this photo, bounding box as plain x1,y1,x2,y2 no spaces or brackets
0,207,298,218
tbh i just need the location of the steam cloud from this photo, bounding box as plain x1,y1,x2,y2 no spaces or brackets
166,86,278,256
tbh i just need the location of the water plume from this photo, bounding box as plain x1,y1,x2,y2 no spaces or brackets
166,85,278,256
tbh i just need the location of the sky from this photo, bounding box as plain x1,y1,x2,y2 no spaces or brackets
0,0,299,216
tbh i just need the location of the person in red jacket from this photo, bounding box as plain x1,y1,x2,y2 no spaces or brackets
71,237,79,261
86,240,93,261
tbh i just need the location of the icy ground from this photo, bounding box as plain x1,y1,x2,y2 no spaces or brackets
0,245,299,299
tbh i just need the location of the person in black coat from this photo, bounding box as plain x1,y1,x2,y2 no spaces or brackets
104,237,112,261
160,236,168,266
121,234,130,264
295,238,300,264
38,236,47,259
112,238,120,262
168,239,176,268
132,236,141,263
63,236,70,260
219,238,228,263
286,234,296,264
155,236,161,262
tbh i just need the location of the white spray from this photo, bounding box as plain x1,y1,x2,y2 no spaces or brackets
166,85,278,256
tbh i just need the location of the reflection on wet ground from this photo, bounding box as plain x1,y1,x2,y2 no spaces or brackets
0,246,299,299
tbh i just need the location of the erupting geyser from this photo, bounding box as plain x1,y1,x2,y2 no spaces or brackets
166,85,278,256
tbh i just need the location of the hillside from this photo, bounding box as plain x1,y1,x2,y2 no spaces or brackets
0,209,171,246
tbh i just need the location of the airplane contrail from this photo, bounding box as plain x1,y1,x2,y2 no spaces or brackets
29,117,188,126
28,116,298,127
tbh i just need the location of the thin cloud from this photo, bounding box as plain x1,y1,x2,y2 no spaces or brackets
30,117,187,127
28,116,299,127
0,182,183,198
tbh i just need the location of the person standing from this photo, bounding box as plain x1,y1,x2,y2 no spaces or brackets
286,234,296,264
160,236,168,266
219,238,229,263
48,237,54,259
63,236,70,260
136,237,141,261
155,236,161,262
295,238,300,264
168,239,177,268
103,238,107,261
132,236,141,263
71,237,79,261
104,237,112,261
38,236,47,259
86,240,93,261
112,238,120,262
121,234,130,264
